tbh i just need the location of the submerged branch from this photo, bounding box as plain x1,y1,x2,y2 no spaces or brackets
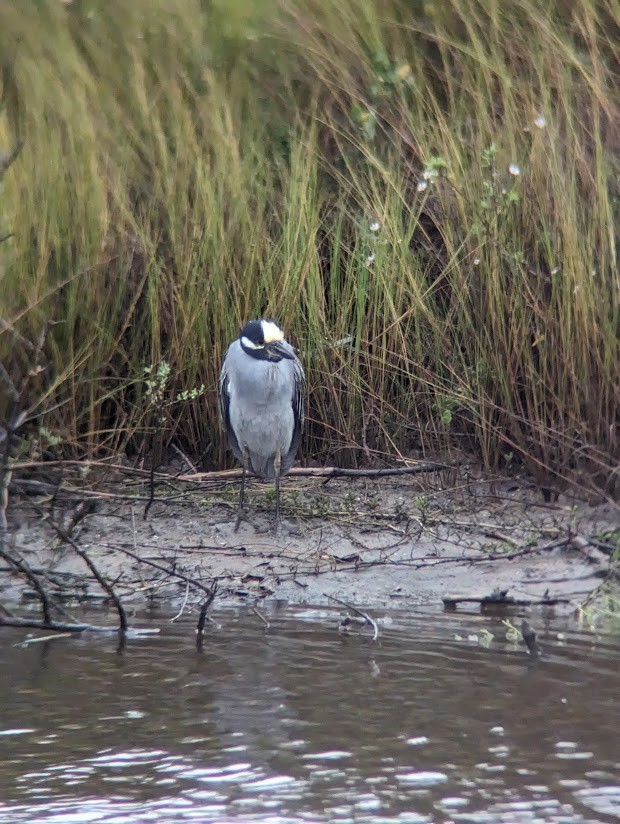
197,582,218,637
325,593,379,641
0,615,118,633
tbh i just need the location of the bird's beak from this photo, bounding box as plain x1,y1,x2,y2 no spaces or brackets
267,341,295,360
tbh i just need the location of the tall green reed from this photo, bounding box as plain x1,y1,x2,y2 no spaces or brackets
0,0,616,491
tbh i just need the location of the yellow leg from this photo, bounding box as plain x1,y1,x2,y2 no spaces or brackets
234,452,249,532
273,447,282,533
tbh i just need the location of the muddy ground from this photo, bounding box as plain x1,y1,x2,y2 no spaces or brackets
3,465,618,623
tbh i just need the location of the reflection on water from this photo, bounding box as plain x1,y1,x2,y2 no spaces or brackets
0,605,619,823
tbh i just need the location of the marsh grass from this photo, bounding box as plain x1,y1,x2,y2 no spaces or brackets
0,0,617,492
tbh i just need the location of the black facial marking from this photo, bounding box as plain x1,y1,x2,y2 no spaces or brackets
240,320,270,361
239,320,265,346
239,319,287,362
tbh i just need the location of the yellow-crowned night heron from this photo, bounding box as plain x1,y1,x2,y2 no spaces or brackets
219,319,305,530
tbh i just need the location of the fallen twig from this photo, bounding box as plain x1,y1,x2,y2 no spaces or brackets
178,462,450,484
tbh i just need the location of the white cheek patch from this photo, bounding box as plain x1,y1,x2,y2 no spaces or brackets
241,336,263,350
261,320,284,344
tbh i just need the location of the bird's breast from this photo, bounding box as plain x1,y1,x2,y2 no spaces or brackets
234,361,291,405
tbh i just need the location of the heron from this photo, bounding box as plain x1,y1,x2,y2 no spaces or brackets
218,319,305,531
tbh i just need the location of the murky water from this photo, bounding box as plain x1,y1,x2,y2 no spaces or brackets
0,605,619,823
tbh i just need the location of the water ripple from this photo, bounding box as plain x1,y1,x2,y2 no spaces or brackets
0,606,618,823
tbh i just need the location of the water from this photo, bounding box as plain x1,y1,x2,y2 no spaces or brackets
1,605,619,823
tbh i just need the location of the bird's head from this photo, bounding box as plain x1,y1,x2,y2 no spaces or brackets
239,319,295,362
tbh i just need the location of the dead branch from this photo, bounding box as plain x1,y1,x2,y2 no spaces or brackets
110,544,216,596
498,536,573,561
197,582,218,637
178,462,451,484
43,515,128,633
0,547,54,624
0,615,119,632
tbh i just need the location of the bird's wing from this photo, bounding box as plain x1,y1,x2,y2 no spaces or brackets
288,356,305,456
218,354,241,456
218,364,230,425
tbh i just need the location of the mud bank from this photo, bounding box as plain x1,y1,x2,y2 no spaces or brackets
3,467,618,622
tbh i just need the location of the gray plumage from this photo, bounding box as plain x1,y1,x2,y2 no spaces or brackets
219,319,304,529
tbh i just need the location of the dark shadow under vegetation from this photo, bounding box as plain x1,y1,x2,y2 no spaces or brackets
0,0,618,502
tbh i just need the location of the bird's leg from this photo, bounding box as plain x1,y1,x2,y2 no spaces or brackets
234,452,249,531
273,447,282,533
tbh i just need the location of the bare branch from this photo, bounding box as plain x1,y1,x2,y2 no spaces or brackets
325,593,379,641
43,516,128,634
178,462,451,484
197,582,218,637
0,547,54,624
111,544,216,595
0,615,118,633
